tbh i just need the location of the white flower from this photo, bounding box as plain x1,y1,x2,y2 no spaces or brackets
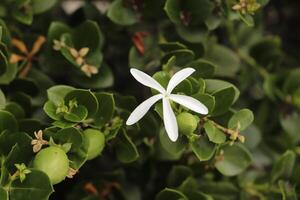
126,68,208,142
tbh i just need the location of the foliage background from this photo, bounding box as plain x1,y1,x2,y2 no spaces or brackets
0,0,300,200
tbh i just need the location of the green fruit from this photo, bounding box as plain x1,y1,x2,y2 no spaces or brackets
33,146,69,184
83,129,105,160
176,112,198,135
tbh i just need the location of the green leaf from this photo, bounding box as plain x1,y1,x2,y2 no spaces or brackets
283,68,300,93
156,188,188,200
129,36,161,70
188,77,202,94
278,180,298,200
205,79,240,103
73,20,103,52
250,36,282,68
68,132,89,170
59,34,79,67
180,0,213,25
0,19,11,44
184,191,213,200
164,0,181,25
204,121,226,144
211,87,236,117
0,89,5,109
162,49,195,66
9,169,54,200
185,59,216,79
0,63,18,85
116,129,139,163
178,177,211,200
153,71,170,89
205,15,221,31
176,25,208,43
167,165,193,188
0,132,32,169
164,0,213,25
239,13,254,27
12,0,33,25
70,63,114,89
280,113,300,143
47,85,75,106
159,42,187,52
52,120,76,129
0,110,18,133
5,102,25,119
159,128,187,156
4,144,31,173
51,127,83,151
191,135,216,161
93,92,115,127
215,144,252,176
10,78,39,97
32,0,57,14
271,150,296,183
197,181,239,199
204,44,240,77
64,89,99,118
228,109,254,131
104,117,123,141
107,0,139,26
63,105,88,122
18,119,42,135
10,92,32,115
192,93,215,114
173,79,193,95
0,50,8,76
242,125,261,150
43,101,61,121
0,187,8,200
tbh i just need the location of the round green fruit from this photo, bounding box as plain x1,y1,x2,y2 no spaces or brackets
33,146,69,185
83,128,105,160
176,112,198,135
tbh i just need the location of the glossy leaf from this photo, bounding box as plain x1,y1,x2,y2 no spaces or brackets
107,0,139,26
215,144,252,176
116,129,139,163
228,109,254,131
93,92,115,127
9,169,54,200
204,121,226,144
0,110,18,133
191,135,216,161
271,150,296,183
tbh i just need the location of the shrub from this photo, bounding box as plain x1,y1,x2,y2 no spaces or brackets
0,0,299,199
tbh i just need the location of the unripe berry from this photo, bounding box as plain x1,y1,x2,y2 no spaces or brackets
176,112,198,135
33,146,69,184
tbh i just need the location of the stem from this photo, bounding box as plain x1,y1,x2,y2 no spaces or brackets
202,118,245,142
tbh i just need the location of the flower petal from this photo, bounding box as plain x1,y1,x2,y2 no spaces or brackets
130,68,166,94
169,94,208,115
163,98,178,142
126,94,163,125
167,68,195,94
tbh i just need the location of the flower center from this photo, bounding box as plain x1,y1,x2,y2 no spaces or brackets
163,93,170,99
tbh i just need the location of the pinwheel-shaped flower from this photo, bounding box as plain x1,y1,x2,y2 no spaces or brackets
126,68,208,142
